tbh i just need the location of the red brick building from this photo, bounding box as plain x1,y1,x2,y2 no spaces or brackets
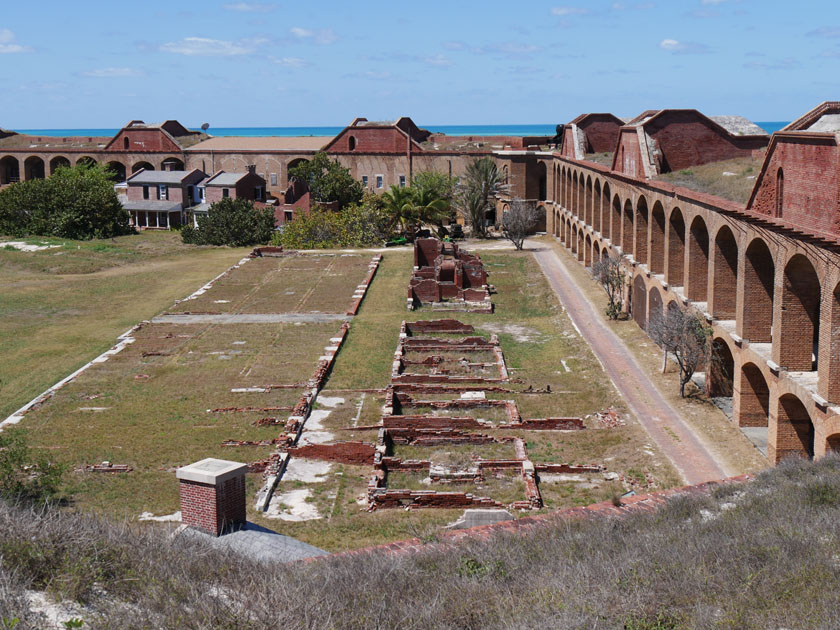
123,167,205,229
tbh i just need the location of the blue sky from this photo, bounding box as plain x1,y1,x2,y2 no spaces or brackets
1,0,837,128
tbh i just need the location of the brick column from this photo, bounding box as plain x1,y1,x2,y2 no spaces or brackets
177,458,248,536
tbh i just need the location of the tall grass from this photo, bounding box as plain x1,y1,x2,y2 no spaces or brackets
1,455,839,628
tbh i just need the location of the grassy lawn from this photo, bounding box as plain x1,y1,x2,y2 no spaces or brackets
0,232,250,420
655,154,763,204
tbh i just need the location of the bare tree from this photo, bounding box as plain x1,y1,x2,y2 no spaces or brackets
648,303,713,398
592,254,626,320
501,198,540,250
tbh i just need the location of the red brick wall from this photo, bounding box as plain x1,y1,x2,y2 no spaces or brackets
329,128,415,153
578,116,622,153
615,130,643,177
749,136,840,236
126,183,186,203
179,476,246,536
109,128,182,153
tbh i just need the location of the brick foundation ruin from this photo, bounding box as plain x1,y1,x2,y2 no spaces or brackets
408,239,492,313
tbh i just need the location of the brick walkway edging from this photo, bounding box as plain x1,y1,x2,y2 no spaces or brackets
320,474,753,561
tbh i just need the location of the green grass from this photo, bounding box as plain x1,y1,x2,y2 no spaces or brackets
0,232,250,420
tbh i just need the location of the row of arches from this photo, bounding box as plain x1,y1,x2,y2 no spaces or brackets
0,155,185,184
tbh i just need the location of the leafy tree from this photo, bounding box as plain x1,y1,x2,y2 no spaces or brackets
0,163,132,239
0,428,65,503
648,303,713,398
288,152,363,209
274,196,390,249
592,254,627,320
457,157,508,237
501,198,540,250
412,171,456,208
182,197,274,247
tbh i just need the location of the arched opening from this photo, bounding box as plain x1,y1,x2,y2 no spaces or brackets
742,238,775,343
535,205,547,232
737,363,769,428
593,180,602,233
687,216,709,302
566,170,572,211
348,135,356,151
123,137,130,150
537,162,547,201
611,193,621,244
584,233,592,267
554,166,560,203
775,168,784,218
622,199,633,253
132,161,154,173
559,167,565,205
650,201,665,274
593,240,601,268
571,225,578,255
23,156,45,180
667,207,686,286
161,157,184,171
0,155,20,184
778,255,820,371
632,275,647,330
708,338,734,397
572,172,578,216
76,156,97,167
828,434,840,454
105,161,127,182
773,394,815,463
648,287,663,334
635,196,649,264
712,225,738,319
287,158,309,182
602,183,611,239
49,156,70,175
584,176,592,224
577,228,585,262
602,246,609,261
578,172,585,220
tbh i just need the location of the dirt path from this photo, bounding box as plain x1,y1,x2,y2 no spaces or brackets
531,244,728,485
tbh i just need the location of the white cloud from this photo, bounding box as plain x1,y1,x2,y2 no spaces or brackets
613,2,655,9
550,7,589,15
160,37,257,56
273,57,308,68
443,40,467,51
659,38,711,54
424,54,453,67
222,2,276,11
290,26,337,45
0,28,31,53
701,0,728,4
82,67,144,77
808,26,840,38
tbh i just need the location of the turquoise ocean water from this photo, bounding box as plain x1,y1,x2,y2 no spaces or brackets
13,122,789,138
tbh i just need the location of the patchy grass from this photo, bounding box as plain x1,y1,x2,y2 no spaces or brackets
0,231,250,420
655,154,764,204
585,152,613,166
2,456,839,628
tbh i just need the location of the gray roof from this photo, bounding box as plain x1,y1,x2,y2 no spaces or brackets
179,522,328,564
128,169,200,185
122,200,183,212
192,202,211,213
205,172,248,187
709,115,768,136
807,114,840,133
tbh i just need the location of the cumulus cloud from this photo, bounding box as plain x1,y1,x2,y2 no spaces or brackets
423,54,453,67
0,28,31,53
290,27,337,45
222,2,276,11
550,7,589,15
160,37,259,56
659,38,711,54
82,67,144,77
272,56,309,68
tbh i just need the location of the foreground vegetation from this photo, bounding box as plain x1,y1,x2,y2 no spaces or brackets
655,155,763,204
1,456,838,629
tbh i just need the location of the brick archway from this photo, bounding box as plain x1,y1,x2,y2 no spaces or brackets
632,275,647,330
572,172,579,216
635,196,649,264
828,433,840,454
742,238,774,343
712,225,738,319
593,179,602,233
737,362,769,428
772,393,815,463
0,155,20,184
611,194,621,244
622,199,633,253
584,233,592,266
602,183,611,239
571,224,578,255
49,156,70,175
667,207,686,287
132,161,154,173
778,254,821,371
648,286,663,333
650,201,665,274
24,155,45,180
687,215,709,302
708,338,734,397
585,176,593,225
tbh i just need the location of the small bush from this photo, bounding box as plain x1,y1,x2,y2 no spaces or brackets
0,429,64,503
182,198,274,247
805,481,840,507
274,198,390,249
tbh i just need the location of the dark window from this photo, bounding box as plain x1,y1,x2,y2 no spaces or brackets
123,137,129,150
158,184,168,200
348,136,356,151
399,175,406,188
143,185,149,200
223,188,229,198
255,186,264,201
285,211,293,222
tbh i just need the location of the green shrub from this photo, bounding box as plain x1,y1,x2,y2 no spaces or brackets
0,429,64,503
274,197,390,249
182,198,274,247
0,164,132,240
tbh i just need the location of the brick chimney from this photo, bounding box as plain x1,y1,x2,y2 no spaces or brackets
247,164,256,175
176,458,248,536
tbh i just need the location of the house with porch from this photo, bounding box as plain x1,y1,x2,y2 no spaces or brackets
123,167,204,229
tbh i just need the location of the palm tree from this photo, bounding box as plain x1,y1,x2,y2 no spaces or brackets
411,187,450,227
458,157,508,237
381,185,417,233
